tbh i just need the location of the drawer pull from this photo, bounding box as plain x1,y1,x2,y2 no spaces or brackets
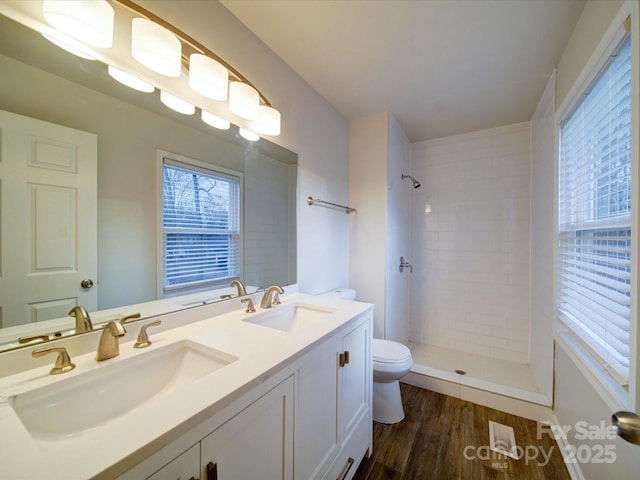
206,461,218,480
337,457,355,480
344,350,350,365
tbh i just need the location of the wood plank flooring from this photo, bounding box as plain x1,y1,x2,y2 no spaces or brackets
353,383,570,480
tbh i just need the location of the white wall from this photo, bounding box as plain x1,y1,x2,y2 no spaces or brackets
349,113,389,337
530,71,556,404
137,0,351,295
409,123,531,363
385,115,411,343
350,113,412,341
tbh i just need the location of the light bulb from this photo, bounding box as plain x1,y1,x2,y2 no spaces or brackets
252,105,281,136
131,18,182,77
201,110,230,130
189,54,228,101
108,66,154,93
43,0,114,48
239,128,259,141
229,82,259,120
160,91,195,115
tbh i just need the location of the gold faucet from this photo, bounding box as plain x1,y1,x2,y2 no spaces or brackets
260,285,284,309
96,320,126,361
68,306,93,333
230,279,247,296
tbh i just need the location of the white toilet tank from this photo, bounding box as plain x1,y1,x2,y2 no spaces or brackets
319,288,356,301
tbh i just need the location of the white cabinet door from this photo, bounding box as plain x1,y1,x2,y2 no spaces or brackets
339,318,371,440
0,109,97,327
146,444,199,480
201,376,294,480
295,335,341,480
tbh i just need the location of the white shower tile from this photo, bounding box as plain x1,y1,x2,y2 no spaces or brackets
411,122,531,362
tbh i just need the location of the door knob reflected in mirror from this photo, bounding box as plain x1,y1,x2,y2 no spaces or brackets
80,279,94,289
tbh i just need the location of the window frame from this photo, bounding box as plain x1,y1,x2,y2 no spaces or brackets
555,10,638,411
156,150,243,298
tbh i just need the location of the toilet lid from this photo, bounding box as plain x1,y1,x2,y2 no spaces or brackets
373,339,412,363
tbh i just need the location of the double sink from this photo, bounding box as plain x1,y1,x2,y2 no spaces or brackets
6,301,336,439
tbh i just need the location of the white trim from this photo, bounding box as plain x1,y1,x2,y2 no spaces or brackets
555,333,627,412
551,414,585,480
556,3,633,120
628,0,640,412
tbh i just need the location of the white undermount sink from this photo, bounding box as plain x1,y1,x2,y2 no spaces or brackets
10,340,237,439
243,303,336,332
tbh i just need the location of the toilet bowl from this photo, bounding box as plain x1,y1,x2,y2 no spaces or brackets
319,288,413,424
372,338,413,424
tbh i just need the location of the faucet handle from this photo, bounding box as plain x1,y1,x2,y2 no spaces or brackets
134,320,162,349
120,313,142,325
273,293,281,305
32,347,76,375
19,334,50,344
241,298,256,313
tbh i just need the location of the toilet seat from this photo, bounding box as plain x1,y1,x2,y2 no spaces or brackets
373,338,412,364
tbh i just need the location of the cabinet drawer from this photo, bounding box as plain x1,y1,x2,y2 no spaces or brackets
323,410,372,480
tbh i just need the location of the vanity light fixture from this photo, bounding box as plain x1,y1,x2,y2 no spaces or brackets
229,81,260,120
202,110,231,130
108,65,155,93
189,54,229,101
42,31,96,60
239,128,260,142
131,18,182,77
29,0,282,136
43,0,114,48
160,90,195,115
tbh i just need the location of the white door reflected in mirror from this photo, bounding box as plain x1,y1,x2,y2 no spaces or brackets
0,110,97,328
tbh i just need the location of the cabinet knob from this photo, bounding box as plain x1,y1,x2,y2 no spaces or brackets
339,350,351,367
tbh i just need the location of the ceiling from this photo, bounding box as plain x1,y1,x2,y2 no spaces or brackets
220,0,586,142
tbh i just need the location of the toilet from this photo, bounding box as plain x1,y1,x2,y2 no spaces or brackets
372,338,413,424
320,288,414,424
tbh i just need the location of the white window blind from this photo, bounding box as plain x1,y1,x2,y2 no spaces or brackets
162,159,240,292
558,34,632,384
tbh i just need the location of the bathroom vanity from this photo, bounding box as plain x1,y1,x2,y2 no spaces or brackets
0,293,373,479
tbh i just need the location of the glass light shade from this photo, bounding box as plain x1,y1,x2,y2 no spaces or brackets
201,110,230,130
252,106,281,136
160,91,195,115
189,54,228,101
43,0,114,48
239,128,260,142
108,66,154,93
131,18,182,77
42,32,96,60
228,82,259,120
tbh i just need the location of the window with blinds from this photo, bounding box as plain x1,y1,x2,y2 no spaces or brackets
558,34,632,385
162,159,240,292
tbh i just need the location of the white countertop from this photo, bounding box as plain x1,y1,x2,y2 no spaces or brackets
0,294,373,479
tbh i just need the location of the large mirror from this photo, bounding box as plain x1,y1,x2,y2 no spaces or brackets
0,14,297,351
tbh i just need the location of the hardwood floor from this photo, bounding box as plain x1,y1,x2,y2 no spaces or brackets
353,383,570,480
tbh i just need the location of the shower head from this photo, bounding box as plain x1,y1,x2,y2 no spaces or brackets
401,174,421,189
